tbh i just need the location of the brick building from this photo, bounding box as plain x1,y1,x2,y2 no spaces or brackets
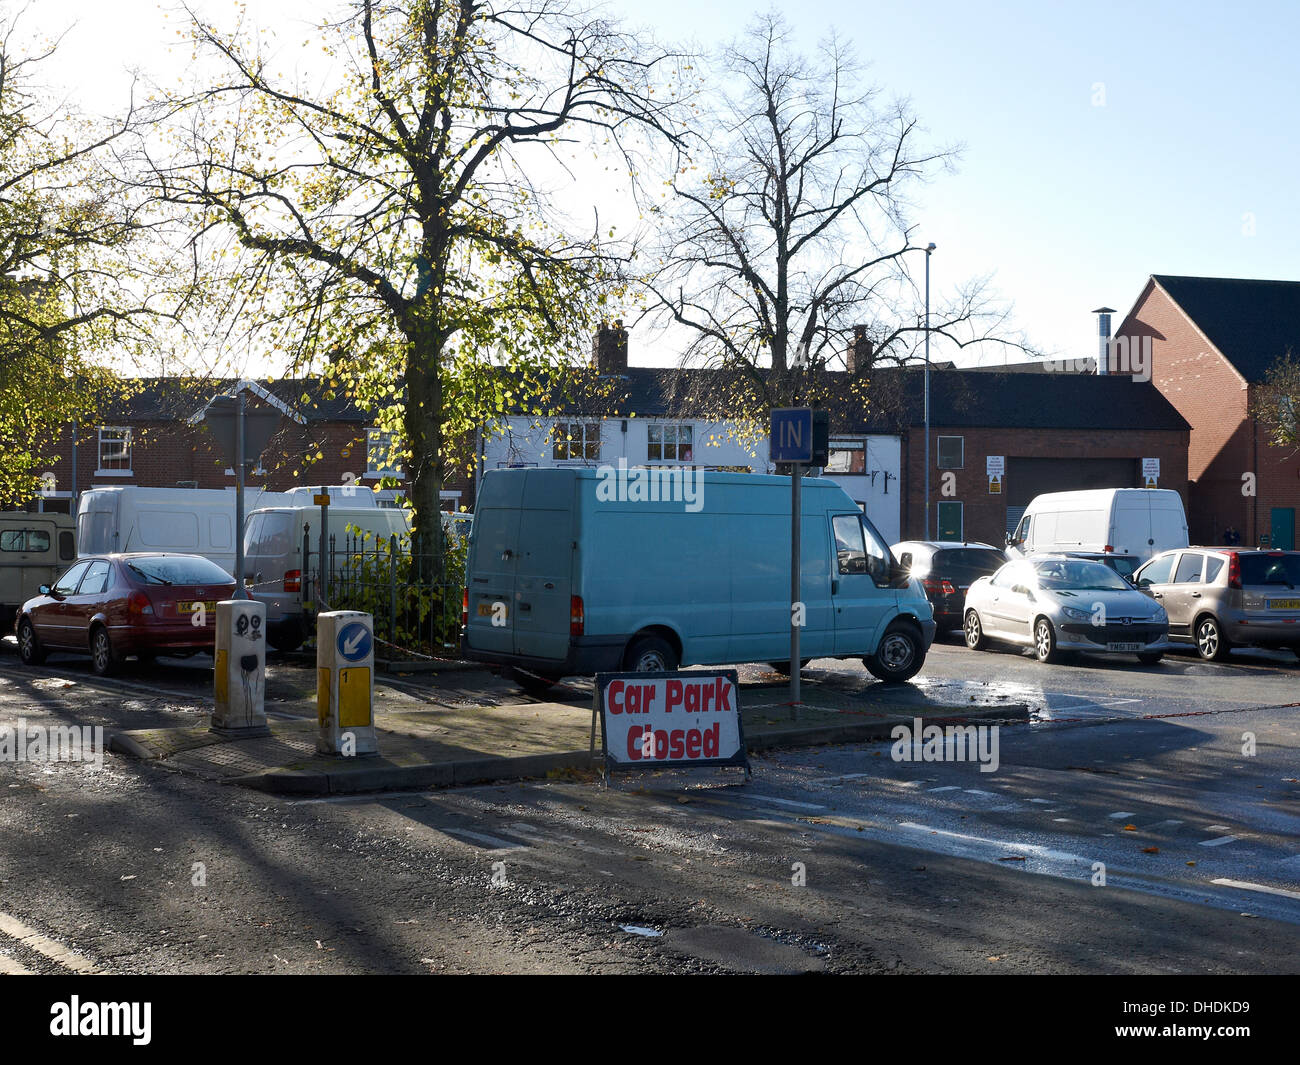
1113,275,1300,548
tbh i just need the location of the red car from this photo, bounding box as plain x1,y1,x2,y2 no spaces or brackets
14,553,236,675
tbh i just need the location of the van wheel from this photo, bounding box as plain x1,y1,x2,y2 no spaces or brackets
506,667,562,696
1033,618,1058,664
17,618,45,666
90,626,119,676
865,622,924,683
1195,616,1232,662
768,659,811,674
963,609,986,651
624,635,678,673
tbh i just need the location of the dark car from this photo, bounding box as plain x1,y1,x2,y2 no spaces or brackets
14,553,236,675
891,540,1007,634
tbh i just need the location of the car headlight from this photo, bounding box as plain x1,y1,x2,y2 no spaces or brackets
1150,606,1167,622
1061,606,1091,621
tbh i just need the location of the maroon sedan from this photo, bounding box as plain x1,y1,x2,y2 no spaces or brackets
14,553,236,675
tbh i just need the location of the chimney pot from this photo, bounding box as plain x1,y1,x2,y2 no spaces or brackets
592,320,629,373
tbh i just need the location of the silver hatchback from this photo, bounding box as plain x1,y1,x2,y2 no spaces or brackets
1133,548,1300,661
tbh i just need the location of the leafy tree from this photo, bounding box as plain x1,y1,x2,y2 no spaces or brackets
147,0,689,551
1252,351,1300,451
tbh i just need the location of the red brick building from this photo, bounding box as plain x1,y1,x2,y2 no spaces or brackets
1114,275,1300,548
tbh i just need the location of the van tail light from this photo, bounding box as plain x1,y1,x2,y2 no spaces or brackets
127,590,154,616
283,570,301,593
461,589,469,629
570,595,585,637
1103,545,1114,553
1227,552,1242,590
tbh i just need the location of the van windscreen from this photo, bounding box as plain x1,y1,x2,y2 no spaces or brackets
246,511,295,557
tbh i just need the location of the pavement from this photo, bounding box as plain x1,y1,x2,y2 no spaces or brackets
106,663,1027,795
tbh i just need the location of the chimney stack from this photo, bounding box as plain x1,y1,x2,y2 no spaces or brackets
1093,307,1115,375
847,325,874,374
591,320,629,374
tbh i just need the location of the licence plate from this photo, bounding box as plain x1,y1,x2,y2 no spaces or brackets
1106,642,1143,652
477,602,506,620
177,600,216,616
1267,598,1300,610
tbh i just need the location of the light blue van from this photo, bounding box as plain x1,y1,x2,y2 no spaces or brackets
461,468,935,691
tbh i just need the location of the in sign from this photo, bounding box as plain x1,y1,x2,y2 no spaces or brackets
337,621,372,662
770,408,814,464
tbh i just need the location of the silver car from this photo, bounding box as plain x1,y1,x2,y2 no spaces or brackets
964,556,1171,664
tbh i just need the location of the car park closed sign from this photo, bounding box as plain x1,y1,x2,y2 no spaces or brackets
596,670,749,773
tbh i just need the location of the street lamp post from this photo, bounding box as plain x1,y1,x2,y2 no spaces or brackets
923,242,936,540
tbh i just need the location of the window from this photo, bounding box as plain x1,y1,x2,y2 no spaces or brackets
825,439,866,475
552,422,601,462
647,423,693,463
97,426,132,474
366,428,402,476
991,561,1028,589
1204,556,1225,583
832,513,891,585
1136,553,1175,587
0,528,51,552
937,436,964,469
53,561,90,596
1174,552,1204,584
78,560,112,596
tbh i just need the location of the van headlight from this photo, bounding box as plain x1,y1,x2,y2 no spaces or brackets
1061,606,1091,621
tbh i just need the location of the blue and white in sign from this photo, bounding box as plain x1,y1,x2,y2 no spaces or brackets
770,407,814,463
337,620,372,662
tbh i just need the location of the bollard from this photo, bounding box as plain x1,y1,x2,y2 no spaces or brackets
315,610,378,756
212,599,269,735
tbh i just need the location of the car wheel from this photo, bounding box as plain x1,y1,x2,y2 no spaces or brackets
90,626,118,677
767,659,812,674
865,622,924,683
1137,652,1163,665
505,666,562,696
16,618,45,666
1195,615,1232,662
1033,617,1058,664
963,609,986,651
624,634,679,673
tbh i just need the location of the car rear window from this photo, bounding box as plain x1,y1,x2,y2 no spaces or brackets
125,556,234,586
1239,553,1300,587
937,549,1005,580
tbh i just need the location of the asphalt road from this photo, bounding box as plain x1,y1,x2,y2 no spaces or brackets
0,634,1297,973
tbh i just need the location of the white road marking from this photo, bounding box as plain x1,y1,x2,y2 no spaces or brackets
1207,825,1232,832
0,954,33,975
1108,812,1136,820
963,789,997,796
1029,798,1053,804
809,772,871,785
440,828,526,851
1052,818,1072,822
928,786,962,793
744,795,827,811
1211,879,1300,902
1199,835,1239,848
0,912,100,974
896,822,1092,865
1147,819,1185,829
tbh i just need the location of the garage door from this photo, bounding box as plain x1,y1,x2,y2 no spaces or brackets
1005,457,1139,506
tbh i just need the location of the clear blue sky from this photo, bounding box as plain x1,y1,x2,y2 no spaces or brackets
40,0,1300,369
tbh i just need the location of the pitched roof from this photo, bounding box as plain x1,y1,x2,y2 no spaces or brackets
98,378,370,423
1152,274,1300,382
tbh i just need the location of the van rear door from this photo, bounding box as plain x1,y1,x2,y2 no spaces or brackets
510,471,575,661
465,500,520,657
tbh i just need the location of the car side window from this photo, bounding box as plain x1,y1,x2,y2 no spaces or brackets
1204,556,1225,583
1174,552,1204,584
77,560,112,596
53,561,91,596
1137,554,1174,587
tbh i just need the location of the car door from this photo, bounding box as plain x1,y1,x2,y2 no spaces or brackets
1134,552,1178,633
1161,551,1205,637
67,560,113,649
38,560,91,648
982,562,1030,640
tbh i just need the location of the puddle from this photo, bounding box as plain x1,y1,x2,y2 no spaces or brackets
619,924,663,938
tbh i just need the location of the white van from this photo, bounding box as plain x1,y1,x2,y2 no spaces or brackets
1006,488,1188,564
76,486,296,574
1,512,77,625
461,468,936,690
244,505,411,650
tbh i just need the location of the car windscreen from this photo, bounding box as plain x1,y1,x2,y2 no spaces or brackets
1240,553,1300,587
125,556,234,586
1033,559,1131,591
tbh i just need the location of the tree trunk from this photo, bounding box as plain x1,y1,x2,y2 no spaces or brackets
404,328,445,581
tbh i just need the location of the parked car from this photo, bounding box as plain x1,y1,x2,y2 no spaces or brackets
1048,550,1142,582
964,556,1170,664
1005,488,1188,564
0,511,76,628
891,540,1007,635
1132,548,1300,661
14,553,235,675
461,468,936,689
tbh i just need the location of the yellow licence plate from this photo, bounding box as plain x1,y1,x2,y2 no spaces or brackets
1267,599,1300,610
476,602,506,619
178,600,216,615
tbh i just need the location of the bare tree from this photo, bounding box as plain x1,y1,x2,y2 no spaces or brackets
642,12,1027,431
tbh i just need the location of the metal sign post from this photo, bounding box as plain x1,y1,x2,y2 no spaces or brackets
771,408,815,714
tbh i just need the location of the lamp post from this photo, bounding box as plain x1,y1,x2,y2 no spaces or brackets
923,242,936,540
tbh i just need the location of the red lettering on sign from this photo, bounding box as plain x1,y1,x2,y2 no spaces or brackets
703,723,719,757
685,731,701,758
715,678,733,711
627,725,642,759
608,680,625,714
665,680,683,712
